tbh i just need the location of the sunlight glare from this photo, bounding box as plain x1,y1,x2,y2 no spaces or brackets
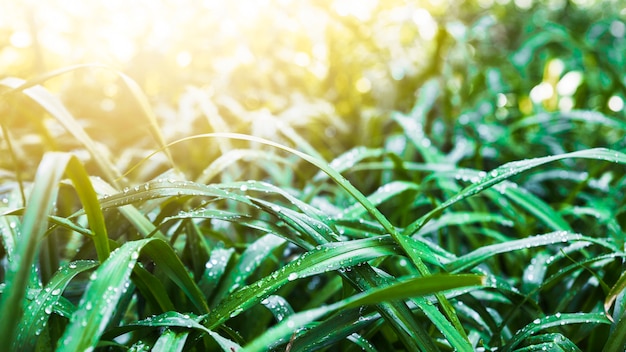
556,71,583,96
333,0,378,21
530,82,554,103
176,51,193,68
9,31,32,48
412,9,438,40
608,95,624,112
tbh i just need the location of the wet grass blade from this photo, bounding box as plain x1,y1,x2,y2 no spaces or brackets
196,149,297,184
404,148,626,236
312,146,385,182
152,329,189,352
127,132,467,347
57,239,150,351
243,274,484,352
445,231,614,272
57,237,209,351
0,152,109,348
502,313,611,352
16,260,98,351
205,236,402,328
212,234,286,304
340,181,420,219
0,77,122,185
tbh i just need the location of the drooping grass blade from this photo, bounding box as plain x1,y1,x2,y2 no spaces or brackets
0,152,109,348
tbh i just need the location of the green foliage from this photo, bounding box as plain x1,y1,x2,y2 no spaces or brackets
1,1,626,351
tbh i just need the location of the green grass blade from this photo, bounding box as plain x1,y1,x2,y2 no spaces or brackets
0,152,90,348
502,313,611,352
344,274,485,308
340,181,420,219
510,110,626,133
445,231,609,272
212,234,286,303
312,146,385,182
243,273,484,352
57,238,209,351
404,148,626,236
605,270,626,317
0,77,122,186
139,239,210,314
415,211,513,236
56,239,151,351
201,248,235,305
603,308,626,352
104,311,240,352
205,236,402,328
16,260,98,351
498,181,572,231
130,133,465,347
516,333,582,352
196,149,296,184
261,295,295,322
152,329,189,352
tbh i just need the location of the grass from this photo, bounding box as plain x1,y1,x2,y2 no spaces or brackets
0,65,625,351
2,3,626,350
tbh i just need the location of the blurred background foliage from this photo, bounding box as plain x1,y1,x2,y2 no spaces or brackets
0,0,625,182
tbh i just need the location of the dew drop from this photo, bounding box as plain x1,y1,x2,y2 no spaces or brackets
230,308,243,318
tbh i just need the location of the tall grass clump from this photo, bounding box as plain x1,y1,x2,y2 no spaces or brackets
2,1,626,351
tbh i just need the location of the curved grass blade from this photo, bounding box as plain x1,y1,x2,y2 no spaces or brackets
97,178,250,211
212,234,286,303
204,236,402,328
138,239,210,314
57,238,209,351
123,132,466,346
445,231,615,273
312,146,385,182
497,181,571,231
502,313,611,352
289,307,381,352
16,260,98,351
0,77,121,185
243,274,484,352
196,149,297,184
1,63,175,180
0,152,109,348
104,311,239,352
123,133,401,243
57,239,148,351
344,274,485,309
340,181,420,219
261,295,295,322
415,211,513,236
516,333,582,352
510,110,626,133
404,148,626,236
605,270,626,318
250,198,337,246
